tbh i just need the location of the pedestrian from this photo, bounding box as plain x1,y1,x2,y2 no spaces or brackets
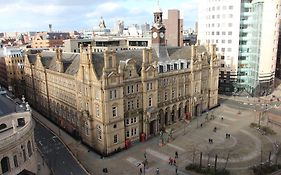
175,165,178,175
173,159,176,166
156,167,160,174
140,168,142,174
175,151,178,159
144,151,147,159
169,157,172,165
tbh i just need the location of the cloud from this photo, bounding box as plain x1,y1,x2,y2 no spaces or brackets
0,0,198,32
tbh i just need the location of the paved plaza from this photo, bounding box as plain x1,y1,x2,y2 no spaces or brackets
34,95,281,175
32,79,281,175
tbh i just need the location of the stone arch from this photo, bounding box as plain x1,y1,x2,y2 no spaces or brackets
159,109,165,129
178,102,183,120
65,107,69,121
1,157,10,174
56,102,60,115
171,105,177,123
60,104,64,118
164,107,170,126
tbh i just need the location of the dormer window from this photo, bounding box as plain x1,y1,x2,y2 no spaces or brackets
174,63,178,70
167,64,171,71
159,65,164,73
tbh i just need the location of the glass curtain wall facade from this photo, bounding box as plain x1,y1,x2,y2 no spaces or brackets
238,1,264,95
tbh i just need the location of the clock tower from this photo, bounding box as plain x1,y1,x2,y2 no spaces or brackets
151,5,166,46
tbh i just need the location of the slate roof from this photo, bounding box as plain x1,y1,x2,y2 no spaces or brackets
26,45,209,80
91,49,158,79
27,51,79,75
166,45,208,60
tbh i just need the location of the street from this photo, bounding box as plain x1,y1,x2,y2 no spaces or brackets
34,120,88,175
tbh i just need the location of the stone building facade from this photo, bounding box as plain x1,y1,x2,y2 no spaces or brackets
0,47,25,97
0,102,37,174
24,10,219,155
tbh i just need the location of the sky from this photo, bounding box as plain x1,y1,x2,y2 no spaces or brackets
0,0,198,32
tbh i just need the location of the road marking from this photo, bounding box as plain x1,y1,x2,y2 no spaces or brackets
166,143,185,152
39,141,43,146
146,148,170,161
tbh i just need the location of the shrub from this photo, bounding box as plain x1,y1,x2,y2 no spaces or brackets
250,123,258,128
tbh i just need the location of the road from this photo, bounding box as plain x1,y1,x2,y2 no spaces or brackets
34,121,88,175
0,94,16,116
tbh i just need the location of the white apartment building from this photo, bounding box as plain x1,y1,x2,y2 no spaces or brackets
198,0,280,96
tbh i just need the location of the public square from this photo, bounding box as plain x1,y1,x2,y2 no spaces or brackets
35,93,281,175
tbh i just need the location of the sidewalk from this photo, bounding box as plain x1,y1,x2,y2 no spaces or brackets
37,150,51,175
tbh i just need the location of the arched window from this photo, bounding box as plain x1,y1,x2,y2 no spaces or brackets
1,157,10,174
27,141,32,157
96,125,102,140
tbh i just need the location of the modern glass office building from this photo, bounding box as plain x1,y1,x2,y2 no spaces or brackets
198,0,280,96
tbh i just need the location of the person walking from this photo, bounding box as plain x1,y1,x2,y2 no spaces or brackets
139,167,142,175
175,151,178,159
173,159,176,166
169,157,172,165
156,168,160,174
175,165,178,175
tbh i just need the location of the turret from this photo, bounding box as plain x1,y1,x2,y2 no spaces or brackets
56,48,64,73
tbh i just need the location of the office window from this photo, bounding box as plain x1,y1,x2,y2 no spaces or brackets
228,31,232,35
229,5,233,10
96,106,100,117
222,40,225,43
112,106,117,117
227,48,232,52
228,40,232,44
127,101,130,110
109,90,117,99
148,97,152,107
114,134,118,143
136,99,139,108
222,31,226,35
97,125,102,140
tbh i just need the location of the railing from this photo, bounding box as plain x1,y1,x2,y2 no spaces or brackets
0,118,34,150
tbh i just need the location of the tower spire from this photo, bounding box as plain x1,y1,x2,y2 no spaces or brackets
155,0,162,12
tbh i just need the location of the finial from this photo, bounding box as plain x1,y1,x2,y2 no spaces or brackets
155,0,162,12
22,95,25,103
26,102,30,111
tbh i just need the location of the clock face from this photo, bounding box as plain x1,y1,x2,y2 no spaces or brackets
152,32,158,39
160,32,164,38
